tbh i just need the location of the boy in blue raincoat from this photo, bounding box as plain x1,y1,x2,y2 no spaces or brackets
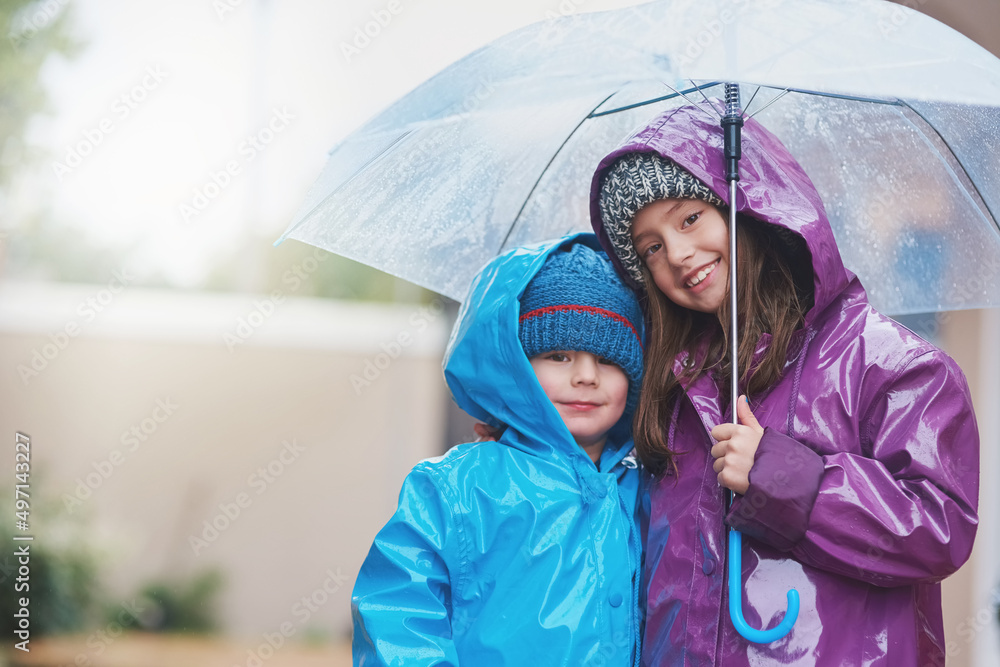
352,233,645,666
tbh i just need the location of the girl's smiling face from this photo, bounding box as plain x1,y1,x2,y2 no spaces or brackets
630,198,729,313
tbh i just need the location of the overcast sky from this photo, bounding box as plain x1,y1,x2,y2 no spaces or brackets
19,0,646,287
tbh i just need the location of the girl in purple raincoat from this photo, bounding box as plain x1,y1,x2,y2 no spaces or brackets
590,104,980,666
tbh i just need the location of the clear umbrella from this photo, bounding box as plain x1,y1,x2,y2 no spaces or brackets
275,0,1000,315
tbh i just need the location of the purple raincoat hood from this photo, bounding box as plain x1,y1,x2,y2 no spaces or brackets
590,102,850,325
588,103,980,666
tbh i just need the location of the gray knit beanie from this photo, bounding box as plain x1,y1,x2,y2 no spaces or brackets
598,152,724,285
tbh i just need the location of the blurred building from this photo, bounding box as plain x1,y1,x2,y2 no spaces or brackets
1,284,998,664
0,282,454,644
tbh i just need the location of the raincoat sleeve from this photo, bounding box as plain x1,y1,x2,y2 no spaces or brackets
352,464,462,666
728,348,979,586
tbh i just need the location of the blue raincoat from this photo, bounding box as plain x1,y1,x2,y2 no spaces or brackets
352,233,644,666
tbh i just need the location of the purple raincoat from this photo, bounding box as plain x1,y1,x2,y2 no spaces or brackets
589,105,980,666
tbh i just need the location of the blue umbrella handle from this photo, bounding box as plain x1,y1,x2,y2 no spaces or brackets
727,528,799,643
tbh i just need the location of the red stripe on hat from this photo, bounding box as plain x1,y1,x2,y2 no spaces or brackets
519,305,643,349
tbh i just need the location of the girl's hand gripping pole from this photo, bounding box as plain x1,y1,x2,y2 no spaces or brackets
722,82,799,644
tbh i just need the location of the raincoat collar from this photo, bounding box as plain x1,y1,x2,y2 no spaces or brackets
590,101,854,327
443,232,638,473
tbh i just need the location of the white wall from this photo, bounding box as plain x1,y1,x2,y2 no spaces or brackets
0,283,452,641
939,308,1000,667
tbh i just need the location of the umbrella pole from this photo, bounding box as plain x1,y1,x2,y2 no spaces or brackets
722,83,800,644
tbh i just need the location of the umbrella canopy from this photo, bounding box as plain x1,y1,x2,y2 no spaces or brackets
275,0,1000,313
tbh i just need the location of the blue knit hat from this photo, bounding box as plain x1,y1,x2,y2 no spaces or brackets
519,243,644,413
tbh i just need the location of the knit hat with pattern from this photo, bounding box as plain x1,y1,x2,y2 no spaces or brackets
598,152,724,285
519,242,644,412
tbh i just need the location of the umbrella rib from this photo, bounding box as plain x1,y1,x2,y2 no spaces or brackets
591,83,902,122
498,91,620,253
745,87,901,119
899,101,999,233
691,83,725,118
774,87,899,106
744,89,791,119
589,82,720,118
743,86,762,118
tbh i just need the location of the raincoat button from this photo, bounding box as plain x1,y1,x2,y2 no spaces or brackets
702,559,716,575
609,593,623,608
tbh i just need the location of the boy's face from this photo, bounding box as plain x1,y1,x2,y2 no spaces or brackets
529,350,629,454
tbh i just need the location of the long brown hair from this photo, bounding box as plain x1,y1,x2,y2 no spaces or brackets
633,212,814,476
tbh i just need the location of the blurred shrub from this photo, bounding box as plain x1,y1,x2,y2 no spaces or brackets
116,569,224,634
0,484,101,637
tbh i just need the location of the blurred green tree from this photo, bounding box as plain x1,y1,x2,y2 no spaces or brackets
1,0,79,189
0,2,435,300
0,0,106,284
205,234,433,303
